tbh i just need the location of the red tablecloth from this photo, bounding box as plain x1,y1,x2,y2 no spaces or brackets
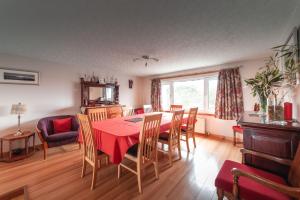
79,112,188,164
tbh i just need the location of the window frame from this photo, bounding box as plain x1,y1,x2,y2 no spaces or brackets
160,74,218,114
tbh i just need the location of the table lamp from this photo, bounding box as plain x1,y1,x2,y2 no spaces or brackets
11,102,27,136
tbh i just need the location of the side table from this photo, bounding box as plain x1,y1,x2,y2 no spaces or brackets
0,131,35,162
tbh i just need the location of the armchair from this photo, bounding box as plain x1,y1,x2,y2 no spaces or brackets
36,115,79,159
215,146,300,200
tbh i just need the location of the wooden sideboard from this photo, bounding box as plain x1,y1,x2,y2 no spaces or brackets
239,113,300,178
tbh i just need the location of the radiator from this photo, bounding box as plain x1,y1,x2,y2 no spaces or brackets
194,116,206,134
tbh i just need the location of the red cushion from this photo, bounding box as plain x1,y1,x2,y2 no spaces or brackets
181,124,187,131
53,117,72,134
232,125,243,133
215,160,290,200
159,132,169,141
135,108,144,114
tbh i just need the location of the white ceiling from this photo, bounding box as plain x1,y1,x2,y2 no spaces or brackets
0,0,299,77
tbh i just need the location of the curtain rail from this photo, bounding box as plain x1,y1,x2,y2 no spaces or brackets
152,70,220,80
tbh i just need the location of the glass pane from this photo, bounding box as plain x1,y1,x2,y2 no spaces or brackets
161,84,170,111
208,79,218,113
173,80,204,110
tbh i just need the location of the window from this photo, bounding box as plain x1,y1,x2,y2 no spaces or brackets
161,75,218,113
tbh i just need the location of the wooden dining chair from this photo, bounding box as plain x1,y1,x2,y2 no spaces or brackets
87,107,107,122
215,145,300,200
123,106,135,116
180,107,198,152
143,104,153,113
170,104,183,111
117,113,162,194
77,114,109,190
158,110,184,166
107,106,123,118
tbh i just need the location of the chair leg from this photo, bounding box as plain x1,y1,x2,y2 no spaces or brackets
154,162,159,179
178,141,182,160
117,164,121,179
43,143,48,160
168,145,173,166
217,188,224,200
81,159,86,178
137,163,142,194
91,165,97,190
78,142,81,150
192,132,196,148
106,156,109,165
186,134,190,152
233,131,236,146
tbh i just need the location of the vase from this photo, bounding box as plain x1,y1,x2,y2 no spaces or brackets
268,97,284,121
259,95,267,115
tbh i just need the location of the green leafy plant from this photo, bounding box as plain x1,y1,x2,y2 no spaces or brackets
245,57,284,112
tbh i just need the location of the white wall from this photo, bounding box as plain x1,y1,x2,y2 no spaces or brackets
141,58,265,138
0,53,143,150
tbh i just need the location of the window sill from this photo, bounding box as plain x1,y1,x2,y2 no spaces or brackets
197,113,215,117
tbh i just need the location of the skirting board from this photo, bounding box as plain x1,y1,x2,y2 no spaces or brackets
195,132,243,143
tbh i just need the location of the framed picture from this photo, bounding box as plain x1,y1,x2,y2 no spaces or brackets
0,68,39,85
280,27,300,85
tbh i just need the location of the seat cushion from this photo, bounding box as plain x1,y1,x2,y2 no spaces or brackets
46,131,78,142
181,124,187,131
159,132,169,141
232,125,243,133
215,160,290,200
126,143,138,157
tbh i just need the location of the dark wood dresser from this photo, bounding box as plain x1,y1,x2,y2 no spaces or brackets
239,113,300,178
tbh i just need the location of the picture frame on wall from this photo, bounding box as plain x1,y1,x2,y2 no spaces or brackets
280,26,300,85
0,68,39,85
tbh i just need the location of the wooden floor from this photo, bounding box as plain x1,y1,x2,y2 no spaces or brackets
0,136,242,200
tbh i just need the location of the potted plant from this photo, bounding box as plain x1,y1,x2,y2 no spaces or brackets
245,57,284,114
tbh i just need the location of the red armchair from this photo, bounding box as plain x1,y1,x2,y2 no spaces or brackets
215,146,300,200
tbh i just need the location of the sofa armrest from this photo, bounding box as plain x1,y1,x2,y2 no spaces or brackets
240,148,292,166
231,168,300,199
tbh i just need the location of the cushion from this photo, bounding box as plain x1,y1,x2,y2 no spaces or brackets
232,125,243,133
181,124,187,131
159,132,169,141
126,143,138,157
46,131,78,142
53,117,72,134
215,160,290,200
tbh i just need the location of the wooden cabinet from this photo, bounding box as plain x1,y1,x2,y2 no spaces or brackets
239,113,300,178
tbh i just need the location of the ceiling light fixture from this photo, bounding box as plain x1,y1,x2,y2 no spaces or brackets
133,55,159,67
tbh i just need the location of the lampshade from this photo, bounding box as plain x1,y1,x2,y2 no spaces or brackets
11,103,27,115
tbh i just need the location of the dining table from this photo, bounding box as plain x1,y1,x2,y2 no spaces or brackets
80,112,189,164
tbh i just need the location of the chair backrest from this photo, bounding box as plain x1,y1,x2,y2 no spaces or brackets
123,107,135,116
143,105,153,113
169,110,184,145
107,106,123,118
170,105,183,111
77,114,97,163
138,113,162,164
87,108,107,122
288,143,300,187
186,107,198,131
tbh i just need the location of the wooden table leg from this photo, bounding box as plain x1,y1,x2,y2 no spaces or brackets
0,139,3,158
9,141,12,160
25,138,28,155
33,135,35,153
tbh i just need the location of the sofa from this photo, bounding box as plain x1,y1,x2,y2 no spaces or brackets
36,115,79,159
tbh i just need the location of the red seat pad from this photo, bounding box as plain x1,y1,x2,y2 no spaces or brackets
215,160,291,200
232,125,243,133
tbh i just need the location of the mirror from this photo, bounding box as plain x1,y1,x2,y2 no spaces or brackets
105,87,114,102
89,87,104,101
